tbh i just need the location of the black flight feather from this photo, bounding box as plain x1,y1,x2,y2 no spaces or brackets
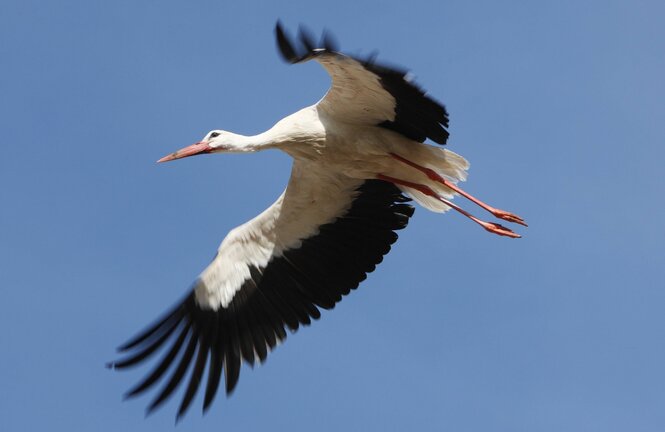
110,179,414,418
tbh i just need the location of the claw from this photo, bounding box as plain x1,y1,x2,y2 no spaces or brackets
480,221,521,238
489,209,528,227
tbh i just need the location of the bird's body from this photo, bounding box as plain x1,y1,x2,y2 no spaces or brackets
195,111,468,310
109,23,526,419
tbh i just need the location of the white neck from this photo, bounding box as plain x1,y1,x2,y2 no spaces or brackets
210,131,271,153
213,107,325,155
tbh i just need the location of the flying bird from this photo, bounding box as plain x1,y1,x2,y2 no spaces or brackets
108,22,526,420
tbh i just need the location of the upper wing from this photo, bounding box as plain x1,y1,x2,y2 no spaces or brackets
108,165,414,419
275,22,450,145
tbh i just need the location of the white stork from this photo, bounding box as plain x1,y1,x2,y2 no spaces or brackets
108,22,526,419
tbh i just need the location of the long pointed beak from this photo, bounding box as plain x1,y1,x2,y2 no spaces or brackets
157,141,212,163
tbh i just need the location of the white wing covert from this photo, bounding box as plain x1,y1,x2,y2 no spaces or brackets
275,22,450,144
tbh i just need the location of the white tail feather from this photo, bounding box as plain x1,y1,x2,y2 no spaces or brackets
400,187,452,213
388,144,469,213
426,148,469,183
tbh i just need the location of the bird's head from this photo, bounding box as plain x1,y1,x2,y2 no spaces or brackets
157,130,242,163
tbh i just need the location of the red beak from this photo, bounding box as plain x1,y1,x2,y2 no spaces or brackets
157,141,212,163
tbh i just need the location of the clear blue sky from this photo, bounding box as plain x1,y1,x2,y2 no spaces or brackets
2,0,664,430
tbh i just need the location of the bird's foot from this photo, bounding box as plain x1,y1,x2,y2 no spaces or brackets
377,174,522,239
478,221,522,238
389,152,527,228
487,208,528,227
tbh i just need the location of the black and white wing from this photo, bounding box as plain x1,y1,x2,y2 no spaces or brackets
108,164,414,419
275,22,450,145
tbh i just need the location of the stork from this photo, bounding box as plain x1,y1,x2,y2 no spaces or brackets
108,22,526,420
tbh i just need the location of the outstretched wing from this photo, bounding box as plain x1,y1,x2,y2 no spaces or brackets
275,22,450,145
108,164,414,419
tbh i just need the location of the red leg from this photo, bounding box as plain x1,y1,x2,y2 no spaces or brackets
389,153,527,227
377,174,521,238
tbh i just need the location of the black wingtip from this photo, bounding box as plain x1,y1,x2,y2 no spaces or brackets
321,28,339,52
115,302,185,352
123,389,139,401
202,401,213,416
224,350,241,396
275,21,340,64
275,21,298,63
364,50,379,66
298,25,316,52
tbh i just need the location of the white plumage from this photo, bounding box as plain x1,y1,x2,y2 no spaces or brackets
109,22,526,420
198,162,363,310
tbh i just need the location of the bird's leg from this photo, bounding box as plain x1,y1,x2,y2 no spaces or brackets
389,153,527,226
377,174,521,238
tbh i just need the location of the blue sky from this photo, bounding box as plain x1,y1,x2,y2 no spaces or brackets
2,0,664,430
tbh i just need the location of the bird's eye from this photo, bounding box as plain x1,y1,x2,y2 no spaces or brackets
210,132,221,138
